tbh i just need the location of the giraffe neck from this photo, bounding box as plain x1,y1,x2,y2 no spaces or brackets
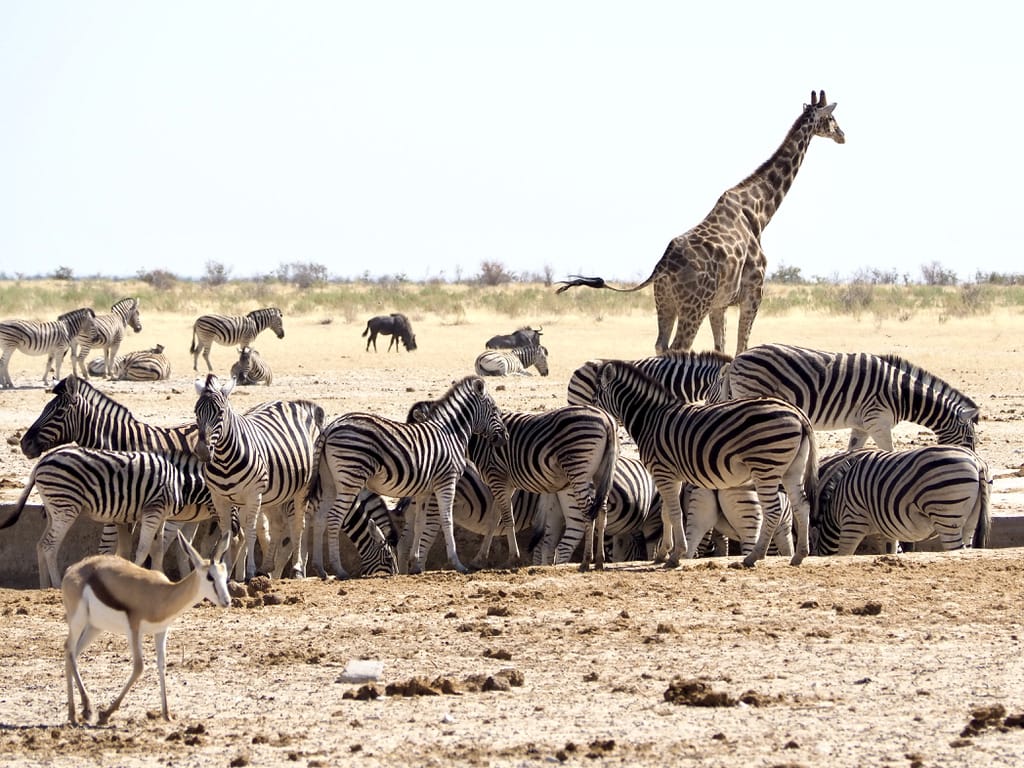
733,108,817,233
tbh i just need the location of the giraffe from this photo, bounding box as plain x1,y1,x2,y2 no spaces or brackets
557,90,845,356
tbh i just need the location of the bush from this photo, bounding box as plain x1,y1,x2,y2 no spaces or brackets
203,261,231,286
137,269,178,290
477,261,516,286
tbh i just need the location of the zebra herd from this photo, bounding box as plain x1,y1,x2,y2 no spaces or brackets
0,305,992,588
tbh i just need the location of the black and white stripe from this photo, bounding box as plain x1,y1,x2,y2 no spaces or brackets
684,486,794,558
190,307,284,372
587,360,817,567
193,375,324,580
0,446,211,588
306,375,508,578
474,345,550,377
567,351,731,408
73,297,142,379
715,343,979,450
230,346,273,385
467,404,619,572
88,345,171,381
813,446,991,555
0,307,96,388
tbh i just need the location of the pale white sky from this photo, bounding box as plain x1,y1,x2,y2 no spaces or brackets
1,2,1020,283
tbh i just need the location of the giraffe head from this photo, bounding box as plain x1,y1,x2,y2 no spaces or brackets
805,90,845,144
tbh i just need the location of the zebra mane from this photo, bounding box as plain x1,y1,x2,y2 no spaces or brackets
660,350,733,366
879,354,978,409
600,360,677,405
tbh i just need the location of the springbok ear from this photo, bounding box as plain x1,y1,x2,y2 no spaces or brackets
177,529,205,571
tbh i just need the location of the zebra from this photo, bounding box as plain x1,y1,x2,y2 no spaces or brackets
714,343,979,451
193,374,324,581
567,350,732,408
305,375,508,578
230,346,273,386
362,313,417,352
813,446,991,556
0,307,96,388
474,345,550,377
530,455,657,566
190,307,284,372
466,405,619,572
683,486,794,559
586,360,817,567
88,345,171,381
73,297,142,379
0,446,214,588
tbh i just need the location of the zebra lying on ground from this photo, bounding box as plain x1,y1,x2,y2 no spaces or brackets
362,313,417,352
306,375,507,578
0,446,215,589
813,446,991,555
194,374,323,581
485,326,542,349
586,360,816,567
713,343,979,450
73,297,142,379
191,307,284,372
0,307,96,389
87,345,171,381
474,345,549,377
230,346,273,385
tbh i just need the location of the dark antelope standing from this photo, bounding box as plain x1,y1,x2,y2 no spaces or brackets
587,360,816,567
0,307,96,388
558,90,845,356
191,308,284,372
362,313,417,352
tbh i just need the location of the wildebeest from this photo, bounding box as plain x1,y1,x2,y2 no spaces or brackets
485,326,542,350
362,313,417,352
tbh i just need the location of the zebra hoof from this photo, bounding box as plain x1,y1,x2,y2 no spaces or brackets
741,556,758,568
789,554,805,566
578,562,591,573
663,558,680,569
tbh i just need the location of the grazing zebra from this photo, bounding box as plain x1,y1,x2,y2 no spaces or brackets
587,360,816,567
530,455,657,566
191,308,284,372
684,486,794,558
193,374,324,581
567,351,732,408
230,346,273,385
474,345,550,377
73,297,142,379
0,307,96,389
0,446,213,588
306,376,508,578
362,313,417,352
88,345,171,381
813,446,991,555
485,326,543,350
715,343,979,450
467,405,619,571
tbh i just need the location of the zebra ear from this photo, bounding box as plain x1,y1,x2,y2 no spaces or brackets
222,377,237,397
194,377,208,396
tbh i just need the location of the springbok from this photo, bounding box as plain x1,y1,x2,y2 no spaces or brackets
62,530,231,726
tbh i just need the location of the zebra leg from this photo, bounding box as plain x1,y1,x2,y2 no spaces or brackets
331,483,397,577
0,350,12,388
683,487,720,560
539,494,563,566
476,484,512,566
36,508,76,589
652,477,686,566
132,508,167,571
433,480,468,574
742,482,788,567
411,498,443,574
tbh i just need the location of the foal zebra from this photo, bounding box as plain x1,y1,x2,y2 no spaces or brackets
191,307,284,372
0,307,96,388
193,374,324,581
587,360,817,567
474,345,549,377
306,376,507,578
814,446,991,555
230,346,273,386
0,446,212,588
73,297,142,379
567,350,731,408
715,343,979,450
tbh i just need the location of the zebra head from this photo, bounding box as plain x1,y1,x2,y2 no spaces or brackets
533,346,550,376
467,376,508,448
935,405,980,451
113,297,142,333
21,375,87,459
193,374,237,462
258,307,285,339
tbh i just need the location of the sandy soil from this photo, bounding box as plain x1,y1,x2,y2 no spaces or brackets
0,306,1022,767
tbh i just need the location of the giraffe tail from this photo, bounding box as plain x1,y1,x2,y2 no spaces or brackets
556,272,657,294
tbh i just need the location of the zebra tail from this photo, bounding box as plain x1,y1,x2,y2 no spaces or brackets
0,477,35,530
801,418,819,513
588,423,619,520
973,462,992,548
189,324,198,354
304,431,328,511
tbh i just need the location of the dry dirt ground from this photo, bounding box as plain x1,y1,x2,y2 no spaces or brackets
0,307,1022,767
